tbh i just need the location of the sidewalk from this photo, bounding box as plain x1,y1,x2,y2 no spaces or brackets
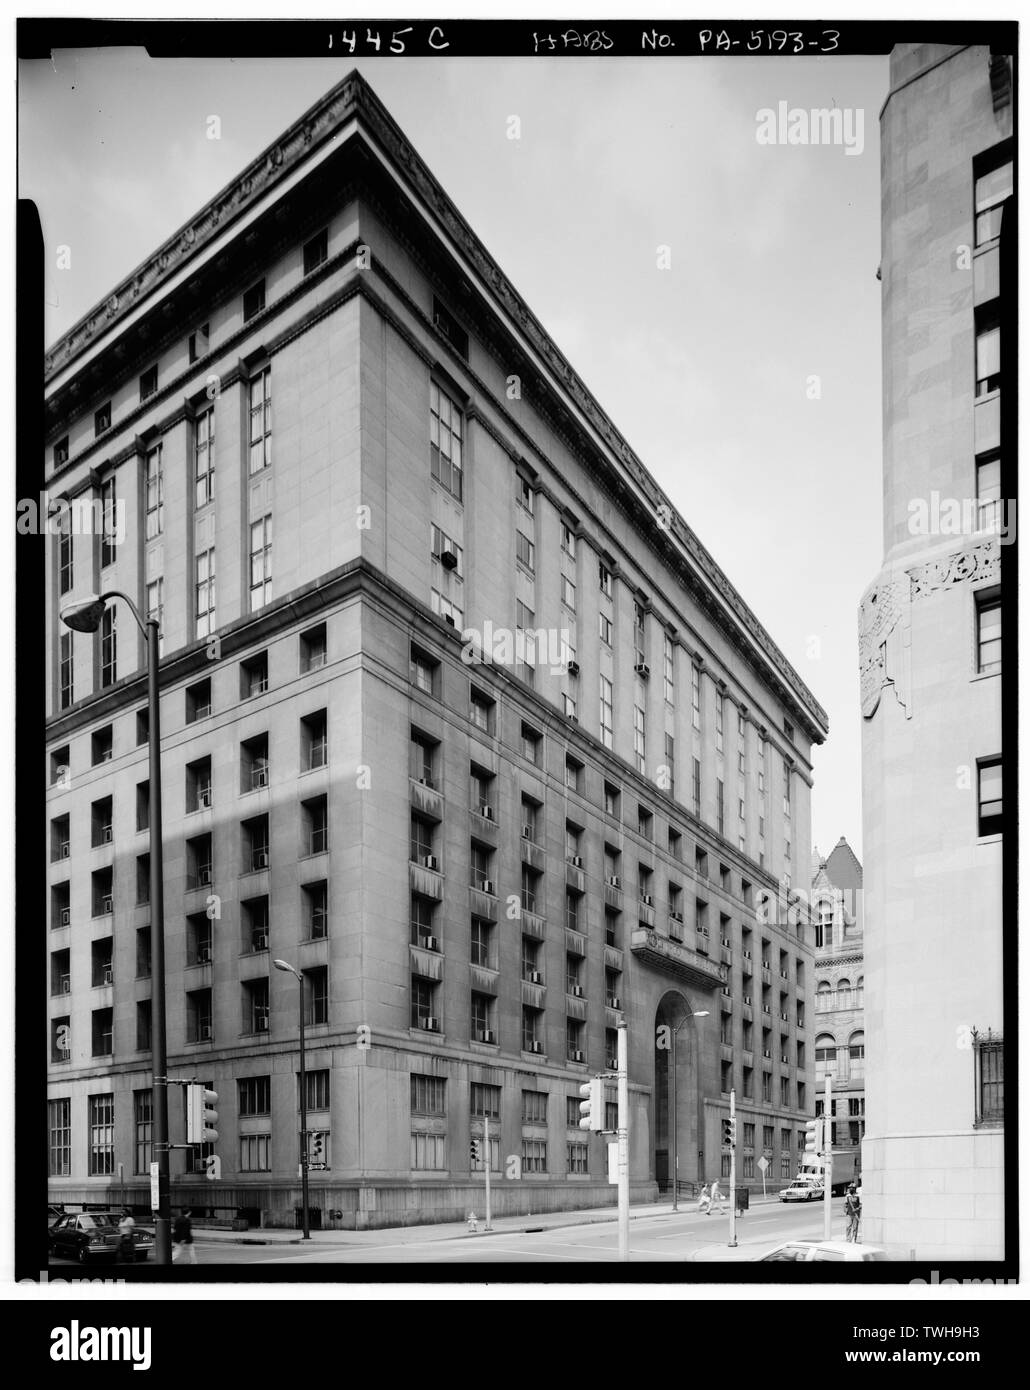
193,1194,785,1249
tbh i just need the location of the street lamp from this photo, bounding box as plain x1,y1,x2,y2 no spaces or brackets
273,958,311,1240
670,1009,709,1212
60,591,171,1265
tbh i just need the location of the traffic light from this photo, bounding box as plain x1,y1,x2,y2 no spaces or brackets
578,1078,605,1132
804,1117,823,1155
186,1083,218,1144
470,1137,481,1165
721,1117,736,1149
309,1131,325,1163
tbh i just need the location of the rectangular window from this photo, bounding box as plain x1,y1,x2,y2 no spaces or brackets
432,297,469,359
133,1090,153,1173
304,796,328,855
516,530,535,572
189,323,209,363
239,1134,271,1172
146,578,164,654
599,613,612,646
238,1076,271,1116
88,1094,115,1175
53,435,69,466
303,709,328,771
430,381,463,501
48,1098,71,1176
567,1142,589,1174
139,363,158,402
976,321,1001,398
599,561,612,598
95,402,111,436
430,523,463,576
58,521,73,595
305,881,328,940
100,605,117,688
975,159,1012,246
663,635,675,703
100,477,117,567
715,693,724,754
303,228,329,274
560,521,576,557
974,1032,1003,1124
977,454,1001,529
195,548,216,639
410,1132,446,1170
599,675,613,749
410,646,437,697
977,758,1002,836
633,703,646,773
522,1090,548,1124
692,758,701,818
249,514,273,611
243,279,266,322
561,574,576,611
59,632,74,709
411,1075,446,1116
304,967,329,1026
521,1139,548,1173
144,444,164,540
691,666,701,731
195,407,215,508
249,367,272,473
976,591,1001,674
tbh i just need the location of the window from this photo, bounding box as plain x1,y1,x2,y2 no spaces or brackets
195,547,216,638
49,1098,71,1176
301,624,327,672
663,635,675,703
471,991,494,1042
716,693,724,754
91,1007,114,1056
144,444,164,539
561,574,576,611
146,578,164,654
50,744,70,786
243,978,269,1034
516,530,535,572
410,646,438,697
243,279,266,322
432,297,469,358
305,882,328,940
243,897,269,953
189,323,209,363
976,321,1001,398
303,227,329,274
976,591,1001,674
848,1031,865,1079
599,613,613,646
239,1076,271,1116
411,1074,447,1116
522,1090,548,1124
521,722,541,765
561,521,576,557
599,560,612,598
410,1132,446,1170
100,604,117,687
249,514,273,610
975,158,1012,245
135,853,150,905
249,367,272,472
187,676,212,722
241,734,269,793
132,1090,153,1173
58,519,73,595
100,477,118,567
470,686,495,735
243,815,270,874
978,758,1002,836
567,1142,589,1174
303,795,329,855
604,782,620,818
566,756,583,793
972,1029,1003,1124
191,407,216,511
600,676,613,749
977,454,1001,529
59,633,74,708
300,1069,330,1113
303,709,328,771
430,381,463,500
91,866,113,917
633,702,646,773
430,523,463,576
186,912,213,965
53,435,70,466
691,665,701,730
240,1135,271,1172
90,795,114,849
410,978,438,1030
138,364,158,404
240,653,268,701
521,865,540,915
186,757,212,812
304,966,329,1026
717,779,725,836
470,916,493,968
88,1094,115,1175
95,402,111,436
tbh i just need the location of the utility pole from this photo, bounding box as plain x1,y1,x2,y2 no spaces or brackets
617,1023,629,1262
483,1113,492,1231
824,1075,833,1241
728,1089,737,1248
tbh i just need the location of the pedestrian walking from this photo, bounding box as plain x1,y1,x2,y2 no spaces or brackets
844,1183,861,1243
173,1208,197,1265
709,1180,725,1214
697,1183,711,1214
115,1214,136,1264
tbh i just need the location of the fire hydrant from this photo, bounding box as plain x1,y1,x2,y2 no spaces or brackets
467,1210,478,1233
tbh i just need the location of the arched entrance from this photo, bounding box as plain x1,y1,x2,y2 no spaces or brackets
654,991,704,1196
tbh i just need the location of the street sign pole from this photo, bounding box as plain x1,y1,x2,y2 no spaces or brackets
483,1114,492,1230
824,1075,833,1241
617,1023,629,1262
728,1088,737,1248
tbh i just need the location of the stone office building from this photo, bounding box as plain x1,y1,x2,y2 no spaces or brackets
45,71,827,1229
811,839,865,1165
860,44,1009,1259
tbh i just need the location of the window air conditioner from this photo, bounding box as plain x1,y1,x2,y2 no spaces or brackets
60,842,70,858
199,789,212,809
634,662,650,678
417,777,434,788
670,910,683,922
199,866,213,885
424,936,439,953
254,768,268,788
479,804,493,820
440,547,459,571
444,614,456,628
256,1016,269,1031
608,996,621,1010
697,926,710,937
606,1057,618,1070
607,876,621,889
743,994,751,1004
61,979,71,994
529,1041,543,1054
721,937,732,948
570,985,584,998
567,660,580,676
422,1017,440,1032
525,970,542,984
763,1049,771,1058
522,825,533,839
479,1030,496,1044
572,1049,585,1063
780,1012,789,1021
101,895,113,914
641,894,653,906
199,1024,213,1040
253,851,268,870
254,934,268,951
60,908,71,927
197,948,212,964
569,855,583,868
102,826,113,843
481,879,494,895
423,854,439,871
743,949,752,958
102,966,113,985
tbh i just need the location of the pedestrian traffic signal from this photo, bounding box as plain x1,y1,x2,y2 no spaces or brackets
804,1117,823,1155
578,1078,605,1132
470,1137,481,1164
721,1117,736,1149
186,1084,218,1144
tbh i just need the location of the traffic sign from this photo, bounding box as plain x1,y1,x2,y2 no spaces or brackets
757,1156,770,1173
149,1161,160,1211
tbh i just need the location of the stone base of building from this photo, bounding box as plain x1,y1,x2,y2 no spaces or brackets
861,1131,1004,1261
49,1179,660,1232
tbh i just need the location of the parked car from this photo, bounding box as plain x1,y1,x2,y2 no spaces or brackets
759,1240,888,1263
47,1204,65,1229
48,1211,154,1263
778,1177,825,1203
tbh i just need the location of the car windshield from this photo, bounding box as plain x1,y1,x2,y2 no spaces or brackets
79,1215,117,1231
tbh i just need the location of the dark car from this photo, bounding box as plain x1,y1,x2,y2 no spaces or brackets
47,1204,65,1230
48,1211,154,1263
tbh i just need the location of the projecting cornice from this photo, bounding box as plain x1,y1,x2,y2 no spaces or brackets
43,69,828,743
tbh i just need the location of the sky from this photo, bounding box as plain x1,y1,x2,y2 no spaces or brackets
20,43,891,861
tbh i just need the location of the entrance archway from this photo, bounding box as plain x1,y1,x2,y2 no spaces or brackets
654,991,704,1196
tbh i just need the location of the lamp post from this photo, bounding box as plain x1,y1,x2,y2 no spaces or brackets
273,959,310,1239
61,592,171,1265
670,1009,709,1212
